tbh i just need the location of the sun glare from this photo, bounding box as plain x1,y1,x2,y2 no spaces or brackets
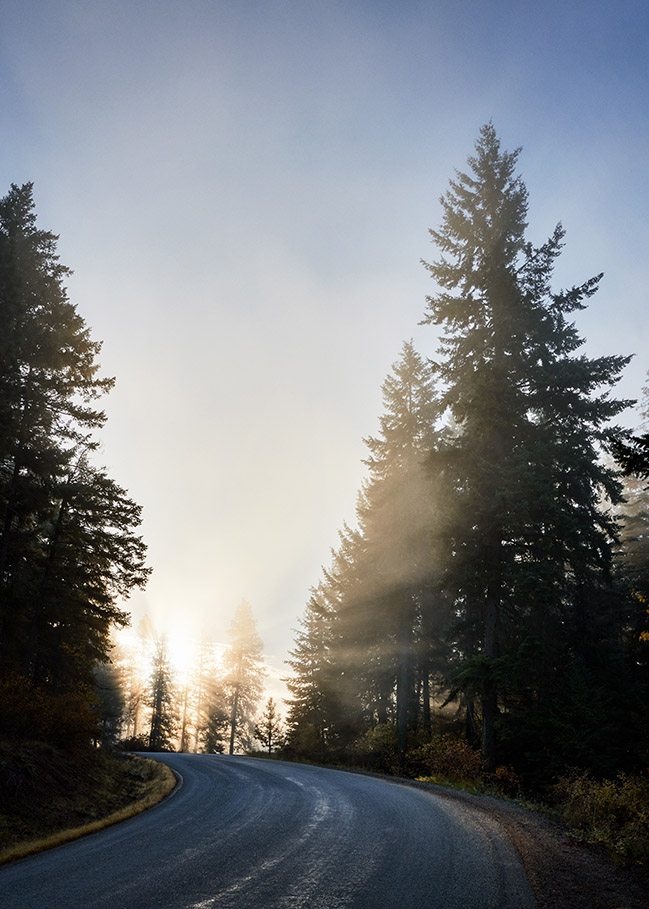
168,633,200,685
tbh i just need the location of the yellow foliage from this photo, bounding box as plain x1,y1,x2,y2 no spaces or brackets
632,590,649,643
553,770,649,862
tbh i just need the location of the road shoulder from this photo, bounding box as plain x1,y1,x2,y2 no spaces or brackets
391,777,649,909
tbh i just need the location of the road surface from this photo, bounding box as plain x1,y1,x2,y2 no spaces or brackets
0,754,535,908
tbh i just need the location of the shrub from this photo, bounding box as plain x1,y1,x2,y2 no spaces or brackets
349,724,399,773
408,734,521,795
409,734,485,782
552,770,649,862
488,762,522,796
0,675,99,747
116,735,150,752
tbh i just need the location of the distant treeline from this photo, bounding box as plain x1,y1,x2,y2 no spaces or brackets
283,125,649,790
106,602,268,756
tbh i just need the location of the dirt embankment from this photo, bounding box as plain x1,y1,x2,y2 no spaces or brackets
398,778,649,909
0,742,175,864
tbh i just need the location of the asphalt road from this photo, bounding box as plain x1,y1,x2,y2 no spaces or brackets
0,754,535,908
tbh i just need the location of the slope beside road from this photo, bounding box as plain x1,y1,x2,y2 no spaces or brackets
393,777,649,909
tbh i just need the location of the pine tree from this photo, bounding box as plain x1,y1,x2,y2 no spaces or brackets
223,601,265,754
359,340,443,754
23,454,149,689
120,615,156,741
286,342,446,758
202,687,229,754
421,124,631,772
0,183,150,702
94,656,126,746
610,374,649,768
285,586,336,757
192,639,223,753
148,637,178,751
254,697,284,754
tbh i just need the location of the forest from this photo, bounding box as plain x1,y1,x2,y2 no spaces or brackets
110,603,271,757
1,126,649,861
0,180,272,760
282,125,649,803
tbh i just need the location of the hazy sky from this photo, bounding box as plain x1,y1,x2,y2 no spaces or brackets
2,0,648,696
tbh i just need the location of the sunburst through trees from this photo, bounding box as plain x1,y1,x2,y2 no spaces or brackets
108,602,268,754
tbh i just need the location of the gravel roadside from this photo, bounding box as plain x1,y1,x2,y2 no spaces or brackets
394,778,649,909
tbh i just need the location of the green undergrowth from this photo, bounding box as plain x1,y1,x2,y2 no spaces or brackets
550,770,649,864
0,740,175,864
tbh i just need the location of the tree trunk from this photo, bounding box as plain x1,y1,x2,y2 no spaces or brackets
193,646,205,752
422,668,431,737
229,682,240,755
465,695,479,746
396,601,412,757
150,678,164,750
481,582,499,772
180,685,189,752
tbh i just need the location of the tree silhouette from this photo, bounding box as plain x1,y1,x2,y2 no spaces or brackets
421,124,630,770
0,183,149,720
223,601,265,754
254,697,284,754
148,637,178,751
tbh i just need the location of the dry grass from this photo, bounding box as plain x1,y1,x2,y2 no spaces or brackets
0,753,176,865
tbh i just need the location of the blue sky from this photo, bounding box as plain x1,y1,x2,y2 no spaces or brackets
2,0,648,691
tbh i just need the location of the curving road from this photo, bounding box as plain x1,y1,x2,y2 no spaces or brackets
0,754,535,908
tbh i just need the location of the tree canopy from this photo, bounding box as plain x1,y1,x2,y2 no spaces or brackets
0,183,150,741
285,126,644,788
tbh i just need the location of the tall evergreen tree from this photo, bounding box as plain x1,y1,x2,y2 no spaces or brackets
23,455,149,689
610,374,649,766
148,636,178,751
285,585,336,757
202,692,229,754
0,183,150,703
421,124,631,772
120,615,156,741
286,342,446,757
349,340,443,754
223,601,265,754
94,656,126,746
192,639,223,753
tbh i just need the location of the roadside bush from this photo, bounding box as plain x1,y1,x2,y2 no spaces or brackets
409,734,485,782
116,735,150,752
488,762,522,796
0,675,99,747
552,770,649,862
408,734,521,795
349,723,399,773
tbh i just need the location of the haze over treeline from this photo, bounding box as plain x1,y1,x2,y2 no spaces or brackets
1,127,649,808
